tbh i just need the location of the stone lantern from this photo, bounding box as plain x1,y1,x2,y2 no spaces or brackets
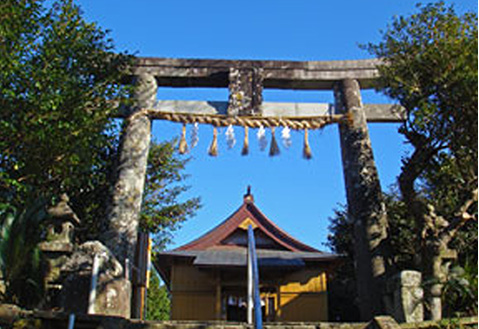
39,194,80,308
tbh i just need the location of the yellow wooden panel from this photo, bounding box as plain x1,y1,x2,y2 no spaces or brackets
171,264,215,292
280,270,327,293
170,265,218,320
238,217,257,230
278,292,328,321
171,292,217,320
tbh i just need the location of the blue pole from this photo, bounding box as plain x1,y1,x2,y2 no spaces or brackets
248,225,263,329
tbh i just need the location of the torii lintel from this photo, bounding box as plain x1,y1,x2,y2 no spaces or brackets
124,57,405,122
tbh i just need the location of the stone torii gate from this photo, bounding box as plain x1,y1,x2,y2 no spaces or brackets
101,57,405,320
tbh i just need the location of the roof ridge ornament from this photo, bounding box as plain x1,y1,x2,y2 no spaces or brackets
244,185,254,203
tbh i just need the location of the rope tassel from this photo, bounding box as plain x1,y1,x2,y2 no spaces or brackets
269,127,280,157
303,128,312,160
241,126,249,156
208,127,218,156
178,124,188,154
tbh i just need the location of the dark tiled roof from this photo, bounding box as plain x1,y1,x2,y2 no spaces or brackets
158,248,338,267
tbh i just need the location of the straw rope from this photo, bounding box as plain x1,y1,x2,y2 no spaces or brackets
136,108,348,130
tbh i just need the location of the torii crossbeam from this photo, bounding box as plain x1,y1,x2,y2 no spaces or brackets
122,57,404,121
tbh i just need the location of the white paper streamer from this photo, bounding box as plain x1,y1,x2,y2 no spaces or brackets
281,126,292,148
257,125,267,151
225,125,236,149
190,123,199,149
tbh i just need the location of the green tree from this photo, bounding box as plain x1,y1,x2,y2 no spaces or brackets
0,0,131,214
365,2,477,320
0,0,130,307
0,0,200,308
1,0,200,240
140,140,201,251
145,268,170,321
368,2,477,320
350,2,478,320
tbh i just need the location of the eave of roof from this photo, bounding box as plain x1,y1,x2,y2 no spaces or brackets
157,248,339,267
153,248,342,289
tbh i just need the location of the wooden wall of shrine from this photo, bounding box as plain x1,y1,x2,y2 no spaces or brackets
168,264,329,322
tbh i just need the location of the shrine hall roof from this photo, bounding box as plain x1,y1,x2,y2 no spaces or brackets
154,188,340,288
175,188,319,252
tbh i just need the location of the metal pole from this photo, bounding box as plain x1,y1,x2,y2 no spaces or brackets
88,255,100,314
67,314,75,329
248,225,263,329
247,233,253,324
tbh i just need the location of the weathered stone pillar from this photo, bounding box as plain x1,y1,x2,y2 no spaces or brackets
102,73,157,271
334,79,391,320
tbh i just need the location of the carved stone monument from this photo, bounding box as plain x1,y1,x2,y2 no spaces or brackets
384,270,424,323
60,241,131,317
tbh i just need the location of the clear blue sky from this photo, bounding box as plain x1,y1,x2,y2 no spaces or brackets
76,0,476,251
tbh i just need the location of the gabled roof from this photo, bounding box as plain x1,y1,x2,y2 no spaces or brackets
154,188,340,288
176,188,318,252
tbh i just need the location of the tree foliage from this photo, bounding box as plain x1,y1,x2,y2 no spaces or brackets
367,2,477,156
0,0,131,209
145,269,170,321
365,1,477,217
0,0,200,309
326,195,419,270
0,0,200,242
140,140,201,251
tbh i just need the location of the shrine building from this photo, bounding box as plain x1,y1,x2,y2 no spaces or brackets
154,188,339,322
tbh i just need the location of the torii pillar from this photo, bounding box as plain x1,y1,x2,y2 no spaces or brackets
101,73,157,318
335,79,391,320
